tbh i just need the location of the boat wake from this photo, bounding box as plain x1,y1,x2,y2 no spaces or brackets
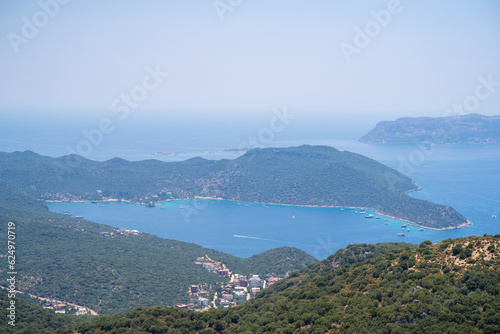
233,235,314,248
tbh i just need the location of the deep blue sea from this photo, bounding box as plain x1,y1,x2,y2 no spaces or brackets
46,142,500,260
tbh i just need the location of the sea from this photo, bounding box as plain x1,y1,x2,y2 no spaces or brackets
44,141,500,260
2,114,499,259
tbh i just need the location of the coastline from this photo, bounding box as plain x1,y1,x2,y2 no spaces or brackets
193,197,472,231
46,196,472,231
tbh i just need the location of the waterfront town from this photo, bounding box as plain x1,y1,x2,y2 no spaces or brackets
175,255,284,311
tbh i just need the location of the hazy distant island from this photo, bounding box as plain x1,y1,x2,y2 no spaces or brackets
360,113,500,144
0,145,469,230
154,148,247,156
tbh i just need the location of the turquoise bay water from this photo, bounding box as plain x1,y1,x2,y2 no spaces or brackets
48,201,428,260
44,143,500,260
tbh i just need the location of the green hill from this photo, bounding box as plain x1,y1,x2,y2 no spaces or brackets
0,145,468,229
0,185,316,316
71,235,500,333
228,247,318,277
0,291,85,333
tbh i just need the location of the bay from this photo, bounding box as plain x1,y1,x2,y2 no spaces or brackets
48,200,423,260
45,143,500,260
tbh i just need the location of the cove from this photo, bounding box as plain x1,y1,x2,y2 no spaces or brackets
47,199,467,260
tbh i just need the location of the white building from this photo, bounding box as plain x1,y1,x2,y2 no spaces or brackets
234,291,246,300
249,275,261,287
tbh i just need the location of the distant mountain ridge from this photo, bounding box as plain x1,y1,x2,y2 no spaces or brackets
0,145,468,229
361,113,500,144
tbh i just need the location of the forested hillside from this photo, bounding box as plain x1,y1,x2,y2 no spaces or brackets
0,185,316,315
0,291,85,333
0,145,468,229
72,236,500,333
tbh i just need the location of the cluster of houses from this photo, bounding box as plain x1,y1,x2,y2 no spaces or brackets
201,261,229,276
42,300,89,316
116,228,141,236
214,272,282,309
97,228,143,237
182,256,283,310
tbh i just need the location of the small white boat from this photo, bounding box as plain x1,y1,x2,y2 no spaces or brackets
419,228,424,231
397,233,405,237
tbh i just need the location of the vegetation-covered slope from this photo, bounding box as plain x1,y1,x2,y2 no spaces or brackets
361,113,500,144
205,146,467,230
0,291,85,333
228,247,318,277
0,145,468,229
0,185,316,316
72,236,500,333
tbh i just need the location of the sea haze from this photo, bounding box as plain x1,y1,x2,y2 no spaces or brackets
0,112,375,161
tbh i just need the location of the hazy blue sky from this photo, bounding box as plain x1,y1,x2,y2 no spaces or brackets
1,0,499,133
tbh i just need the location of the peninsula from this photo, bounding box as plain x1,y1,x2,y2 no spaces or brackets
0,145,468,230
